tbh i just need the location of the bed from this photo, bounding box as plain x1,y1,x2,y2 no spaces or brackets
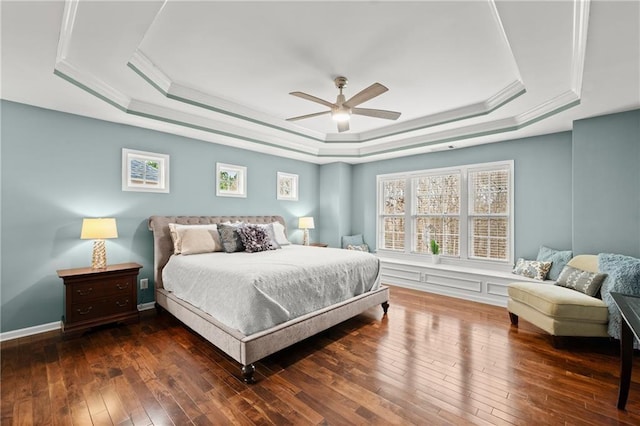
148,215,389,382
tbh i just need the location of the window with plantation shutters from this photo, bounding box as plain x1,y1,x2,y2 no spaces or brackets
380,178,406,250
468,167,510,261
413,173,460,256
377,160,513,267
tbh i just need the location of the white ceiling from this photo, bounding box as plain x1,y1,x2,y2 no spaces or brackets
1,0,638,164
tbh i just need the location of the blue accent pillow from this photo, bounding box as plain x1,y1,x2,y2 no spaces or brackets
536,246,573,281
342,234,364,249
599,253,640,343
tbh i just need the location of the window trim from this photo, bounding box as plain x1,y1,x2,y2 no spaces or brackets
376,160,514,271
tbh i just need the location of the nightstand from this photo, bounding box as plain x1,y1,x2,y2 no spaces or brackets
57,262,142,335
310,242,328,247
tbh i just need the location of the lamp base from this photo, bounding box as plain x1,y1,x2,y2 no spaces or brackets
91,239,107,270
303,229,310,246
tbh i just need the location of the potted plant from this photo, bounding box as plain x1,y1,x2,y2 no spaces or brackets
430,239,441,264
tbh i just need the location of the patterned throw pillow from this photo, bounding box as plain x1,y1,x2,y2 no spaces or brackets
347,244,369,252
257,223,281,249
555,265,607,297
512,258,552,281
237,224,275,253
218,224,245,253
536,246,573,281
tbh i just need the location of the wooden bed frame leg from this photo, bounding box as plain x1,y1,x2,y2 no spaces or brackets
508,312,518,326
381,302,389,315
241,364,256,384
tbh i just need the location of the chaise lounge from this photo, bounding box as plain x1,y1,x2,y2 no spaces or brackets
507,254,610,346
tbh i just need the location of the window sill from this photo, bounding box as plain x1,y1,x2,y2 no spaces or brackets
375,249,516,274
377,254,554,307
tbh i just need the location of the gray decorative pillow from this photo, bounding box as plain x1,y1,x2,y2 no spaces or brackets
237,224,274,253
342,234,364,249
218,224,245,253
555,265,607,297
512,258,552,281
347,244,369,252
537,245,573,281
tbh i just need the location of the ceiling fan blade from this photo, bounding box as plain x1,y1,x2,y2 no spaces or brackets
286,110,331,121
337,120,350,133
352,107,401,120
343,83,388,108
290,92,337,109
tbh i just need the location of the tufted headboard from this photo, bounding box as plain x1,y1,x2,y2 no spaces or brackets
148,215,286,289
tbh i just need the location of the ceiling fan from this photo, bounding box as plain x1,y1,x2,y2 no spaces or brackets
286,76,401,132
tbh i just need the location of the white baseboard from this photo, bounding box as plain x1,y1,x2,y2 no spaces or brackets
0,321,61,342
1,303,157,342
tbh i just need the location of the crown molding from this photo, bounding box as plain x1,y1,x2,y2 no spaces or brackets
570,0,590,95
52,0,590,164
128,49,526,145
55,0,78,62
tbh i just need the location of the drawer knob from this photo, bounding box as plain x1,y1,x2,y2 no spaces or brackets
77,288,93,296
115,299,129,307
77,306,93,315
116,282,129,290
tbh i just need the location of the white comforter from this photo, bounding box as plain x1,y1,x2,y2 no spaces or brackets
162,245,381,336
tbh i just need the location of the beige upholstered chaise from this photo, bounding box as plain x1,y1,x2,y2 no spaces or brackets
507,255,609,346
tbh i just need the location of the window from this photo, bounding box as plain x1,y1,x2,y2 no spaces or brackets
377,161,513,266
380,179,406,250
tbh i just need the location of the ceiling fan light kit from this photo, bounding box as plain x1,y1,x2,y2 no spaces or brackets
287,76,401,133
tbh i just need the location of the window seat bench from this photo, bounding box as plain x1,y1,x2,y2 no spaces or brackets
378,256,552,307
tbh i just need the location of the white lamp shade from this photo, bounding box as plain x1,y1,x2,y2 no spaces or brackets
81,218,118,239
298,217,315,229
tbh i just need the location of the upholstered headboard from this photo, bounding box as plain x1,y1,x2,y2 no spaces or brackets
148,215,286,289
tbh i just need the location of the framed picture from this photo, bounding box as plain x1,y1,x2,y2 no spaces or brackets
277,172,299,201
216,163,247,198
122,148,170,193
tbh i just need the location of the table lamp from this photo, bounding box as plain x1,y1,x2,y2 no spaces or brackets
298,217,315,246
81,218,118,269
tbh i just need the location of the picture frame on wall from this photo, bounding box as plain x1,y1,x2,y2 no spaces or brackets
122,148,170,193
216,162,247,198
277,172,299,201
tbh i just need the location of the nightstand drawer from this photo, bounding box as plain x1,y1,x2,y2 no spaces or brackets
70,276,135,303
68,296,135,323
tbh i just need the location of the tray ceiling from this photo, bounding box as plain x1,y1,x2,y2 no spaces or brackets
1,0,638,163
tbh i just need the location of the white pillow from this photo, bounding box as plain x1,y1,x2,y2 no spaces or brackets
180,229,221,255
168,223,221,254
271,221,291,246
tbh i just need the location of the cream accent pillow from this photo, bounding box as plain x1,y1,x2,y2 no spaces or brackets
180,229,221,255
168,223,221,254
271,221,291,246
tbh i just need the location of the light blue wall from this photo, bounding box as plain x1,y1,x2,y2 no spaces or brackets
0,100,320,332
572,109,640,257
318,162,352,247
351,133,575,258
2,99,638,335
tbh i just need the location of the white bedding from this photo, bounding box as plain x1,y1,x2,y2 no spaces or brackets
162,245,381,335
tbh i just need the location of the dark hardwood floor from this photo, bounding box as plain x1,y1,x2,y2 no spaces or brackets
3,285,640,425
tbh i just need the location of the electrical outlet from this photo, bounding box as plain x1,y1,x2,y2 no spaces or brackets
140,278,149,290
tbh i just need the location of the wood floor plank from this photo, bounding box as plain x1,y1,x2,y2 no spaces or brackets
3,285,640,425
